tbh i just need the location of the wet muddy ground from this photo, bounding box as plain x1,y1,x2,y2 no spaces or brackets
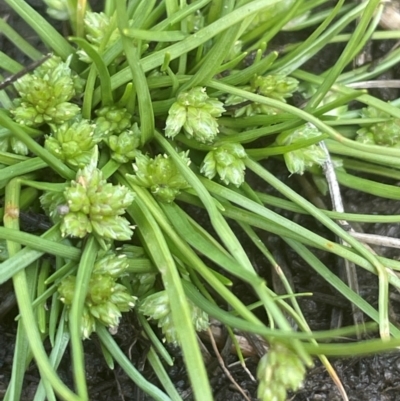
1,1,400,400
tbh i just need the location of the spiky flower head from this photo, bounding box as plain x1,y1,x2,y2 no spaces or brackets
41,153,134,240
257,342,306,401
85,11,112,45
87,274,115,304
95,105,132,137
81,307,97,339
10,137,28,155
58,252,136,339
276,124,327,175
88,276,136,333
43,0,69,20
139,290,209,345
117,245,157,296
61,161,134,239
0,127,29,155
77,11,120,63
252,74,299,102
0,239,9,262
356,106,400,147
11,56,83,126
106,124,141,163
40,190,69,223
129,151,191,202
201,142,247,186
57,275,76,305
246,0,295,31
93,251,129,278
186,10,205,33
45,118,101,168
225,74,298,117
165,87,225,143
131,272,157,297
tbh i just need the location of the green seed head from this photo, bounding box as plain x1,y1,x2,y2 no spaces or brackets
43,0,70,20
106,124,142,163
93,252,129,278
257,343,306,401
11,56,82,126
277,124,327,175
201,142,246,186
58,275,77,305
45,118,99,168
58,160,134,240
165,87,225,143
356,106,400,147
95,105,132,137
130,152,191,202
140,290,208,345
252,74,299,101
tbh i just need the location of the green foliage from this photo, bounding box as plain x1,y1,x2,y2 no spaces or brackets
131,272,157,297
246,0,296,31
3,1,400,401
0,239,9,261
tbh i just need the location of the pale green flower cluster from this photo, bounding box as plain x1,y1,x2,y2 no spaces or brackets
257,343,306,401
356,106,400,147
45,118,101,168
43,0,69,20
139,290,209,344
225,74,298,117
11,56,83,126
106,123,141,163
201,142,247,186
0,127,28,155
165,87,225,143
128,151,191,202
41,158,134,240
58,252,136,339
77,11,120,62
276,124,327,175
95,105,133,137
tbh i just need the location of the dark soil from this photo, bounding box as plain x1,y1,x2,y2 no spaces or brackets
1,2,400,401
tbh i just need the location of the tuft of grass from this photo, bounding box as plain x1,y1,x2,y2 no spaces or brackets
1,1,400,400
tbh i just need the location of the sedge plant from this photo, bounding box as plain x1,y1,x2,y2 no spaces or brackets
2,0,400,400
